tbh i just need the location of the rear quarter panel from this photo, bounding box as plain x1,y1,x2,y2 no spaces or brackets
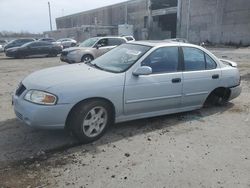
220,66,241,87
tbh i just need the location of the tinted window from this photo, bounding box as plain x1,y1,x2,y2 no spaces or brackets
97,38,108,47
27,42,50,47
19,39,33,43
142,47,179,73
28,42,41,47
205,54,217,70
108,38,126,46
125,36,134,41
183,47,205,71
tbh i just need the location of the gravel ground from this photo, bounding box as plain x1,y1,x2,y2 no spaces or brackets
0,48,249,188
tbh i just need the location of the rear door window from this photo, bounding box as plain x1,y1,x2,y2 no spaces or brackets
108,38,126,46
183,47,205,71
205,54,217,69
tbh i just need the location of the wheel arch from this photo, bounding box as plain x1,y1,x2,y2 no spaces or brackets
204,87,231,106
65,97,116,130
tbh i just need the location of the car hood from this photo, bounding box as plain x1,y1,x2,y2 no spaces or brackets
22,63,121,91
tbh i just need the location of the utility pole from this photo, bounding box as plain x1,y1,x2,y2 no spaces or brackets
125,1,128,24
186,0,191,40
48,1,52,31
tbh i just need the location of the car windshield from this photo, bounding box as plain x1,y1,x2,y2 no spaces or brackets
79,37,99,47
89,43,151,73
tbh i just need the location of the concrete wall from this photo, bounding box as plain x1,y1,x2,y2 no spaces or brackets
56,0,150,40
44,26,118,42
179,0,250,45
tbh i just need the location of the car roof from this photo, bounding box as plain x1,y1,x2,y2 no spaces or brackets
98,36,126,39
130,40,198,48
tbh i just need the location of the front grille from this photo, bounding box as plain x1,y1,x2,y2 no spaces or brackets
15,83,26,96
61,51,68,56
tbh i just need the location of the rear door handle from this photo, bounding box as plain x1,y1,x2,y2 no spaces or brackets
212,74,219,79
172,78,181,83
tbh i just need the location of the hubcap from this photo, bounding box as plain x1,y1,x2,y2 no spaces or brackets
83,56,92,63
82,106,108,137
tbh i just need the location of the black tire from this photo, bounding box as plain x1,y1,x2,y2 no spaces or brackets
47,51,58,57
81,54,94,63
204,90,229,107
51,53,58,57
213,95,228,106
69,100,113,143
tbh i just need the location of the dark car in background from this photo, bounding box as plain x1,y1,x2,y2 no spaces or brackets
4,38,35,51
38,38,56,42
5,41,63,58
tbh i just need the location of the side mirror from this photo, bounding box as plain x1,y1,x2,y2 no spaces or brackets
96,44,102,49
133,66,152,76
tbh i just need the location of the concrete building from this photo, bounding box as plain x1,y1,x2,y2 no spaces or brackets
46,0,250,45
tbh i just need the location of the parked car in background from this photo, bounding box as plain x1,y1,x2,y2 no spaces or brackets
54,38,77,48
0,39,7,52
13,41,241,143
60,36,127,64
165,38,189,43
38,38,56,42
121,35,135,42
4,38,35,51
5,41,63,58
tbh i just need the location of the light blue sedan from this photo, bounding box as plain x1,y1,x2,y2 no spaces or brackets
13,41,241,143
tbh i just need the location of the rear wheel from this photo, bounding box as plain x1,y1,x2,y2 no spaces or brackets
81,54,94,63
68,100,113,143
204,88,230,107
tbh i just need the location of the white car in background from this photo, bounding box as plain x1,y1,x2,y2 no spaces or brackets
122,35,135,42
0,39,7,52
55,38,77,49
0,45,4,52
60,36,127,64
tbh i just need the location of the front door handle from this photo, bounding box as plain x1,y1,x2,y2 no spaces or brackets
172,78,181,83
212,74,219,79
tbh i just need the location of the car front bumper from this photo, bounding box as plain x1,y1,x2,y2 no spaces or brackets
60,53,81,64
13,93,74,129
229,85,242,101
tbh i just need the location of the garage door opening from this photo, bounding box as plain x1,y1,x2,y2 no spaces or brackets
151,13,177,39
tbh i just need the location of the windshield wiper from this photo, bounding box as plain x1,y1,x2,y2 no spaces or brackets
92,63,105,70
85,61,104,71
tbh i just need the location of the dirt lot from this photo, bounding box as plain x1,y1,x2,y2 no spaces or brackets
0,48,249,188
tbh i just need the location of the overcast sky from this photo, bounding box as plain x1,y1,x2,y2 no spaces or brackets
0,0,128,33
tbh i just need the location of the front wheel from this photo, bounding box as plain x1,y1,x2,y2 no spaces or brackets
81,54,94,63
69,100,113,143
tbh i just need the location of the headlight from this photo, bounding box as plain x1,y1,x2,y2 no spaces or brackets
69,50,80,55
24,90,57,105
